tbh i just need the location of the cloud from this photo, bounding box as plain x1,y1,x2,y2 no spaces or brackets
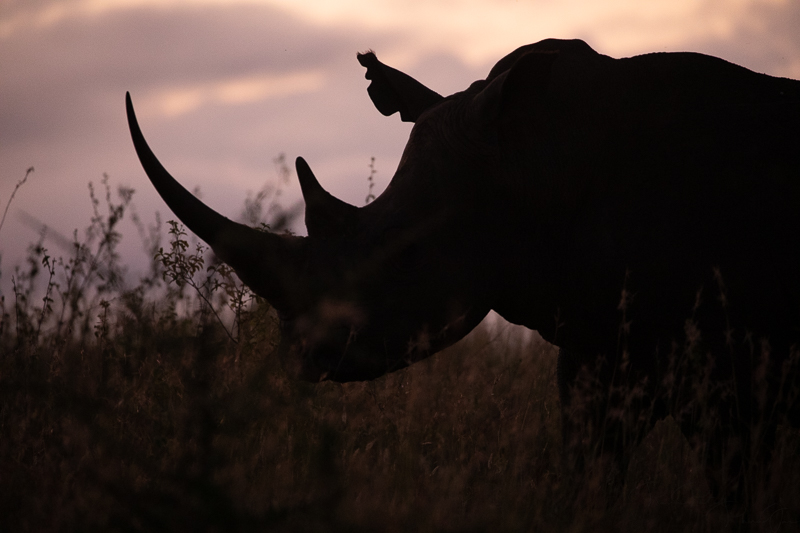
143,69,326,117
688,0,800,78
1,0,799,290
590,0,800,78
0,2,390,147
0,1,413,285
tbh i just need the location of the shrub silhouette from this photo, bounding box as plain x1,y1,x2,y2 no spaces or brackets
0,173,798,532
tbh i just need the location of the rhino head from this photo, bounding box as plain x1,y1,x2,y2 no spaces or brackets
126,46,562,382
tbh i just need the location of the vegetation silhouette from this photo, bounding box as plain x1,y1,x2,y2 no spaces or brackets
0,170,799,531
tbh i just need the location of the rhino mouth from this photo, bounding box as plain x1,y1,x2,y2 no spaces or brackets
278,317,393,383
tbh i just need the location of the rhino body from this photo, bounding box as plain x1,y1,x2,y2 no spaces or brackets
127,39,800,502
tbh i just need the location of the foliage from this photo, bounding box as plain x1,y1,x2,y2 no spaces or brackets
155,220,256,343
0,173,798,532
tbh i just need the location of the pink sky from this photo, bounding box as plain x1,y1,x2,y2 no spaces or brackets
2,0,800,296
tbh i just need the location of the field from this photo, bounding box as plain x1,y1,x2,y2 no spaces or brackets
1,176,799,532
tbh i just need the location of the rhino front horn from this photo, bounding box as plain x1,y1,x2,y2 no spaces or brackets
126,92,308,314
295,157,358,239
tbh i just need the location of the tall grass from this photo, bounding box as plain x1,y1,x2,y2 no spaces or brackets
0,174,798,532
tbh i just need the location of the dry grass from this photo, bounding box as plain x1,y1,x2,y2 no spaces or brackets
1,177,798,532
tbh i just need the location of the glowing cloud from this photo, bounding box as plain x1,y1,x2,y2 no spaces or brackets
144,70,325,117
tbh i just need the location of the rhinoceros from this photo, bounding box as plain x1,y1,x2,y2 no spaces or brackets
126,38,800,503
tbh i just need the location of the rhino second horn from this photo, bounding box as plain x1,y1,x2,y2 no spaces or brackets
295,157,359,238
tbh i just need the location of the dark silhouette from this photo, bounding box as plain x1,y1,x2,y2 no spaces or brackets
127,38,800,505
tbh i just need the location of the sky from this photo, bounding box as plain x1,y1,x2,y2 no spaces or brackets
2,0,800,297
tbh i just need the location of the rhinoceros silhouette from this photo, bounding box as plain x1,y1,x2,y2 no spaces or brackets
127,38,800,505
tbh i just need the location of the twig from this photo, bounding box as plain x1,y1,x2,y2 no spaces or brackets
0,167,34,237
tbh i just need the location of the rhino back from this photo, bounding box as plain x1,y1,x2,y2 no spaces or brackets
490,48,800,360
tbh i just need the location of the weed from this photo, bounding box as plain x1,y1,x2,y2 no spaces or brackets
365,156,377,205
0,172,797,533
0,167,33,237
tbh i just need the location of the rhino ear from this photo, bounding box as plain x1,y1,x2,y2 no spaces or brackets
296,157,359,239
471,50,559,125
357,51,444,123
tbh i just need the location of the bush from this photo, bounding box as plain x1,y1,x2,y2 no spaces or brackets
0,173,798,532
